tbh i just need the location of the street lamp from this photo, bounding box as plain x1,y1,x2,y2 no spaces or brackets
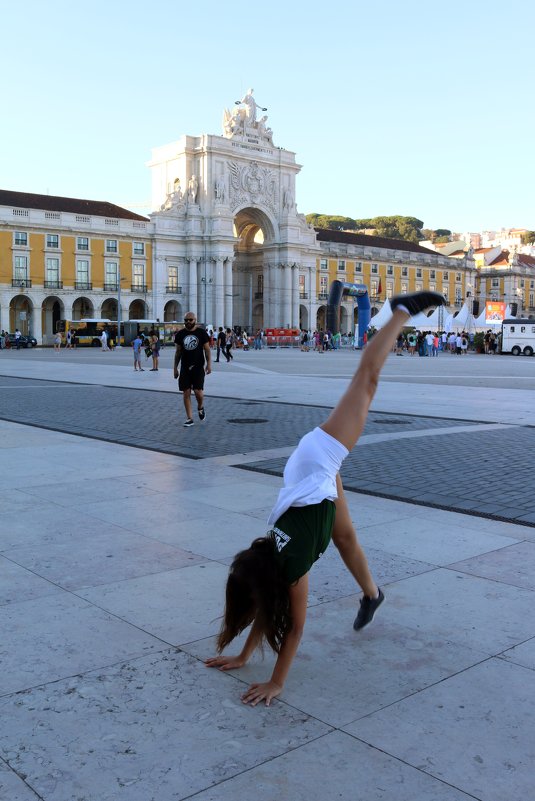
117,265,122,348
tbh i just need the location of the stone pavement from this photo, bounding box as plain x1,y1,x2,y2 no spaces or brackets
1,352,535,800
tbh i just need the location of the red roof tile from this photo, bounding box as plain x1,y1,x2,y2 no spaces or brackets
0,189,149,222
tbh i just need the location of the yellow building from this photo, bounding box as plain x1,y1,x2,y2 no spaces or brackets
314,229,474,332
0,190,151,342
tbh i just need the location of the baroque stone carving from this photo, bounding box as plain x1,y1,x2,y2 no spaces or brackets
160,177,185,213
227,160,277,212
222,89,274,146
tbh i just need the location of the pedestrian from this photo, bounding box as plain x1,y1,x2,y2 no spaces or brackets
54,331,62,352
425,331,434,356
4,331,11,350
173,312,211,427
15,329,22,350
132,333,144,371
216,326,225,362
455,333,462,354
206,291,446,706
149,331,160,371
224,328,234,362
66,330,72,349
433,333,439,356
100,329,109,351
0,330,4,350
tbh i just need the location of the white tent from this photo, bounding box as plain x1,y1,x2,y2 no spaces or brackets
367,299,392,329
447,302,472,331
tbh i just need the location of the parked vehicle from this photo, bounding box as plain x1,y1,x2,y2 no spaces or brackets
5,333,37,348
501,318,535,356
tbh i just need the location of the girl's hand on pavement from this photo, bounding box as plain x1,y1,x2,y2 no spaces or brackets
241,680,282,707
205,655,245,671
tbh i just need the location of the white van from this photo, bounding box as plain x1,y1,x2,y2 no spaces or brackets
501,318,535,356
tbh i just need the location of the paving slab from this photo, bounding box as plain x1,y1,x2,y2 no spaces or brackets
375,569,535,654
345,658,535,801
450,540,535,591
500,637,535,670
0,760,41,801
0,650,330,801
185,594,487,729
189,729,475,801
0,593,163,696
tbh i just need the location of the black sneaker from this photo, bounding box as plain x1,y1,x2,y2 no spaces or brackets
353,588,384,631
390,291,446,316
198,407,206,421
183,418,194,427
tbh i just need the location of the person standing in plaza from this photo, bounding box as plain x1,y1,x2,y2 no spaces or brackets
100,329,109,351
15,329,22,350
174,312,211,427
149,331,160,371
216,326,225,362
206,291,446,706
132,333,144,371
54,330,62,352
224,328,234,362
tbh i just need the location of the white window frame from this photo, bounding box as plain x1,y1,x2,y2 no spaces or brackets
133,241,145,256
105,239,118,254
387,265,393,275
355,261,362,273
76,236,90,252
46,257,60,282
46,233,59,249
14,231,28,247
105,261,118,284
320,258,328,270
371,263,378,274
401,266,408,277
76,259,90,283
132,263,145,288
14,255,29,281
338,259,345,271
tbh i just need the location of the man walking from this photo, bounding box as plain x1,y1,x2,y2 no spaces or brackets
216,326,225,362
174,312,211,427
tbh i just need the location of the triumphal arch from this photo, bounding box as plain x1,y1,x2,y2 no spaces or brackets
148,90,319,330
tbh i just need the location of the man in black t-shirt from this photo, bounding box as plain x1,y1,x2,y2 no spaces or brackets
216,326,225,362
174,312,211,427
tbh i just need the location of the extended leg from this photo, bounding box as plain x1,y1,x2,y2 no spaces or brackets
321,292,444,452
332,474,377,597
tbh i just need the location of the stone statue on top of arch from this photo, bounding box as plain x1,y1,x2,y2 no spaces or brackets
222,88,274,145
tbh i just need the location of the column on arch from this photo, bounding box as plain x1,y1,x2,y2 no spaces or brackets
214,256,224,328
224,258,233,328
282,262,292,329
262,261,271,328
188,258,198,317
291,263,299,329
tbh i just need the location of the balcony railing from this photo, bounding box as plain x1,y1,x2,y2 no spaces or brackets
75,281,93,291
166,285,182,294
299,292,308,300
103,282,118,291
12,278,32,288
131,284,147,293
44,280,63,289
318,293,328,301
254,291,263,299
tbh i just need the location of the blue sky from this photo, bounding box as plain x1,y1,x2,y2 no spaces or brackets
2,0,533,232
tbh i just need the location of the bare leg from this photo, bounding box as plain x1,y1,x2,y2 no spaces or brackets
194,388,204,410
332,474,377,597
321,309,409,452
183,388,193,419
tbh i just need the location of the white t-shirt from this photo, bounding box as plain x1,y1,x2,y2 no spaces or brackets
267,427,348,526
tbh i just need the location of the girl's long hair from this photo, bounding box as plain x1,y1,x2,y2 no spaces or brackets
217,537,290,654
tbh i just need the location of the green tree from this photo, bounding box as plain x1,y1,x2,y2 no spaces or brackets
305,214,357,230
521,231,535,245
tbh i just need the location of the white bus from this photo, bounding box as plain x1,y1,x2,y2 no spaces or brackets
501,318,535,356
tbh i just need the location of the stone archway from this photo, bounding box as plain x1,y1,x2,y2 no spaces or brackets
164,300,181,321
299,304,309,330
72,297,94,320
316,305,326,330
41,296,65,338
129,299,148,319
233,206,278,331
101,298,118,320
9,295,34,335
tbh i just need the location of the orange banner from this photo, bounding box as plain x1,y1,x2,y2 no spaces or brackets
485,302,506,324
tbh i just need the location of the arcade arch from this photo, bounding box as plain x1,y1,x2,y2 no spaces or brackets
129,299,148,319
101,298,117,319
41,296,65,338
164,300,181,321
9,295,34,335
72,297,94,320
